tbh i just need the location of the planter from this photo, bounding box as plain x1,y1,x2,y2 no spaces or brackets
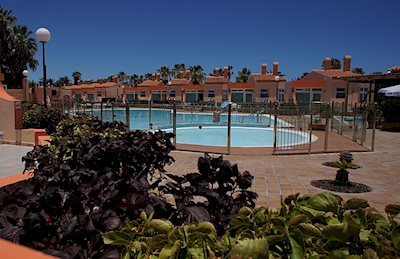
381,122,400,132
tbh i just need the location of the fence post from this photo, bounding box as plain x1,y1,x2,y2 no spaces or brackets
308,114,313,154
330,101,334,131
173,102,177,147
324,103,330,152
273,107,278,155
361,103,366,146
91,102,94,118
371,103,376,151
227,102,232,155
125,102,130,129
340,102,344,135
148,100,152,129
111,102,115,122
352,103,357,142
100,101,103,121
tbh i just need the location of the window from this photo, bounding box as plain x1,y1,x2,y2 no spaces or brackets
278,89,285,102
260,89,269,98
208,90,215,98
97,92,102,97
75,93,82,101
126,93,135,101
87,93,94,101
169,90,176,97
360,87,368,102
140,91,146,97
51,90,57,96
336,88,346,98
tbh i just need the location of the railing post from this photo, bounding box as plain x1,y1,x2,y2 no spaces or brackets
361,103,366,146
330,101,334,131
227,102,232,155
324,103,330,152
91,102,94,118
111,102,115,122
308,114,313,154
371,103,376,151
340,102,344,135
273,108,278,155
173,103,177,147
125,102,130,129
100,101,103,121
352,103,357,142
149,100,152,129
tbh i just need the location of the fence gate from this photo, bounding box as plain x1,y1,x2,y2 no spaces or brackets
272,104,314,155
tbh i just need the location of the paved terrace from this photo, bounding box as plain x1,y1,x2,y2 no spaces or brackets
167,130,400,212
0,130,399,212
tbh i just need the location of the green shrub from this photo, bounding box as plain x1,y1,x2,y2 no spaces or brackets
104,192,400,259
22,103,68,134
381,99,400,123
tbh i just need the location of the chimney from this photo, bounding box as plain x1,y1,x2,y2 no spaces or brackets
324,57,332,70
68,82,72,86
156,73,160,81
185,69,191,80
224,66,229,78
261,64,267,75
77,80,81,85
87,80,93,85
152,73,156,81
215,68,220,77
343,55,352,72
112,76,118,83
273,61,279,75
98,78,104,84
179,70,183,79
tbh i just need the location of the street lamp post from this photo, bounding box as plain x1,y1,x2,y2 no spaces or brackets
35,28,51,108
22,70,29,102
274,75,280,103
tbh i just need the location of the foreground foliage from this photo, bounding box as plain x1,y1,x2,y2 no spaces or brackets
22,103,68,134
0,116,256,258
105,192,400,259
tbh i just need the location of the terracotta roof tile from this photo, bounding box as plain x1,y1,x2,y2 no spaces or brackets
182,84,205,90
312,69,361,78
250,74,286,82
138,80,164,87
64,81,119,90
170,78,192,85
204,76,229,84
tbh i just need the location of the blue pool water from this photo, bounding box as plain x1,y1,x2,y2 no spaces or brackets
164,127,309,147
90,108,279,130
85,108,308,147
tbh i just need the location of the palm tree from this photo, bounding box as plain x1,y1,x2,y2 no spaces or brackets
172,63,186,78
235,68,251,83
0,7,16,67
129,74,143,86
189,65,205,84
352,67,365,74
144,73,153,81
54,76,70,87
321,58,341,69
117,71,128,84
72,71,82,85
157,66,172,84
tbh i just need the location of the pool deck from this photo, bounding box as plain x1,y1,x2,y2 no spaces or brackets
176,130,368,155
168,129,400,212
0,129,398,213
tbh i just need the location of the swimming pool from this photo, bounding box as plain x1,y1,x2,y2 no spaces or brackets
164,126,313,147
86,108,312,147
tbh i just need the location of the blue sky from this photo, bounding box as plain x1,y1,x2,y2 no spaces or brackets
2,0,400,82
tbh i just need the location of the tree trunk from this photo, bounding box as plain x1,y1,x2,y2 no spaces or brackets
335,169,349,186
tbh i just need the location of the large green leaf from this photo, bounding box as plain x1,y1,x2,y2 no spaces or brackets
391,224,400,249
289,237,304,259
230,238,269,259
344,198,370,210
102,231,132,245
322,223,359,243
306,192,340,213
299,205,326,218
385,203,400,217
298,223,322,237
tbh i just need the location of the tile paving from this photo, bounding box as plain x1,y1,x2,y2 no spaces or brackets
0,129,399,213
166,129,400,212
